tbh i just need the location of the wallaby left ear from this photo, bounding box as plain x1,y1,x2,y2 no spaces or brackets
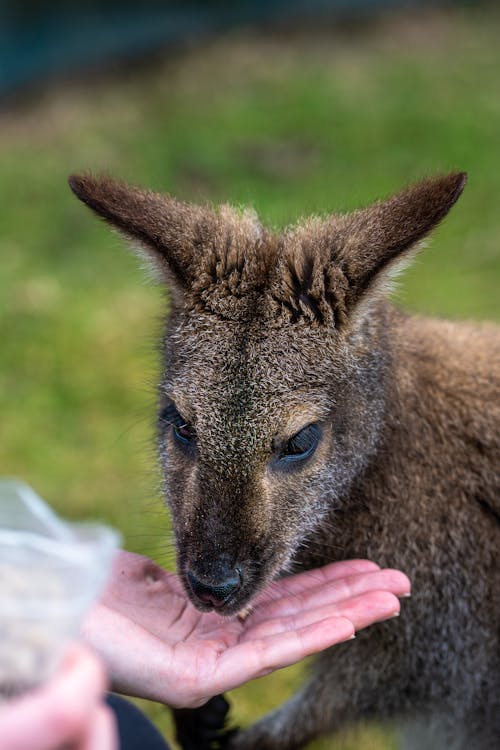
279,173,466,328
336,171,467,310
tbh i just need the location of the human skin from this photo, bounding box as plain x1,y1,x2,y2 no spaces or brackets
82,551,410,709
0,644,116,750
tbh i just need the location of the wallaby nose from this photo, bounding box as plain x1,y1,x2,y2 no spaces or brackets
187,568,242,608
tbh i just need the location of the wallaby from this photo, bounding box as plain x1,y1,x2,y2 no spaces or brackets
69,172,500,750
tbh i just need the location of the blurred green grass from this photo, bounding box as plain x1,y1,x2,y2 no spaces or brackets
1,6,499,748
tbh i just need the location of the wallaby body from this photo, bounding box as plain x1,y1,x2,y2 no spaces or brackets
70,172,500,749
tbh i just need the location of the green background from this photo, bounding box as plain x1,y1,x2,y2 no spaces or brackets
1,6,499,747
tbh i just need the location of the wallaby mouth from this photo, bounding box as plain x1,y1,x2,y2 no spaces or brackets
179,546,285,616
186,566,243,610
182,559,257,615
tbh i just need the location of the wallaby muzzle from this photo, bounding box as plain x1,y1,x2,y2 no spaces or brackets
187,563,242,609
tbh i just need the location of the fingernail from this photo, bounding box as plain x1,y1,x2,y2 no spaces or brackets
399,593,411,599
382,611,400,622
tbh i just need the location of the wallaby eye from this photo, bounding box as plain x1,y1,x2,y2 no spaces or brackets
159,403,196,452
173,421,196,446
275,423,321,466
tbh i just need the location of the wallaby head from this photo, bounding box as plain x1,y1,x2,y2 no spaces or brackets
69,172,465,615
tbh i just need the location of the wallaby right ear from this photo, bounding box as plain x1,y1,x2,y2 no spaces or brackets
68,174,217,299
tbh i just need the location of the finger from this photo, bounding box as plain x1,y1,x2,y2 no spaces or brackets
106,550,185,599
212,616,355,692
253,560,381,606
241,590,401,642
219,621,356,690
297,569,410,610
82,704,118,750
0,644,107,750
251,569,410,623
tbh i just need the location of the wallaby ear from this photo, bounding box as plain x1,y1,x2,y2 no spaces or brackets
278,173,466,329
336,171,467,311
68,174,217,298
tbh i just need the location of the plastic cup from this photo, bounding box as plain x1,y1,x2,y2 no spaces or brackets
0,479,120,700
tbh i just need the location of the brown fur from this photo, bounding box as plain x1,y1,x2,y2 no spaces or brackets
69,172,500,749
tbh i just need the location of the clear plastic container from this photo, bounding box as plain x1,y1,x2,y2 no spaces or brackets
0,479,120,700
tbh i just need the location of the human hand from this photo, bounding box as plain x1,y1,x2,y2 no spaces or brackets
82,551,410,709
0,643,116,750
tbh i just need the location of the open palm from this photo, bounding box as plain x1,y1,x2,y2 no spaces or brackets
82,551,409,709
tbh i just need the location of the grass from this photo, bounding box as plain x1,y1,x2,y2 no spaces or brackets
1,6,499,748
